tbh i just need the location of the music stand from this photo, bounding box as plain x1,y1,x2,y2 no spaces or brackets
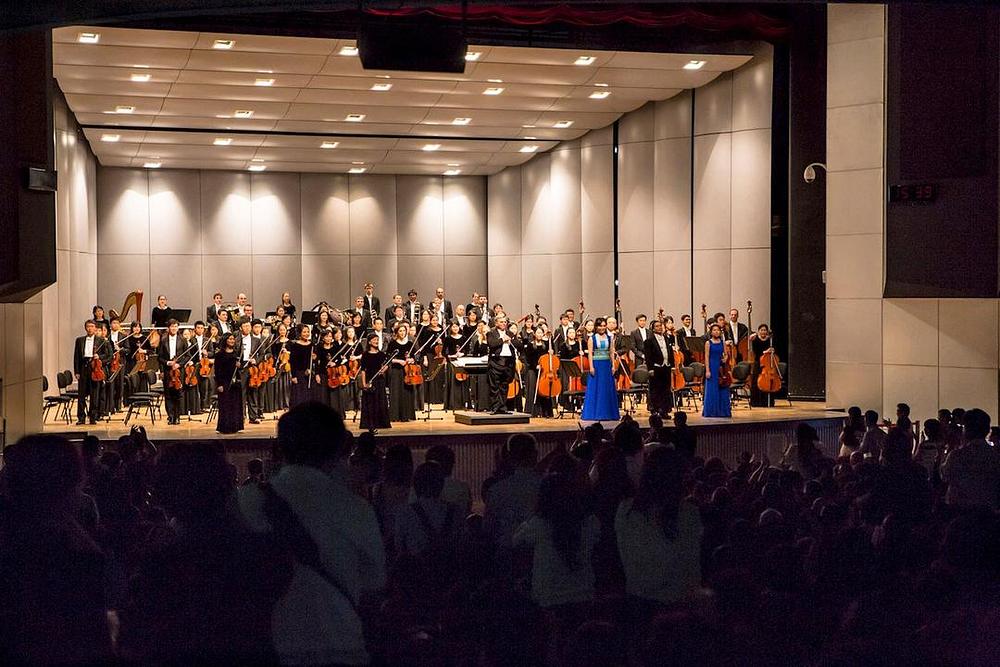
300,311,318,326
558,360,585,419
265,311,278,319
171,308,192,324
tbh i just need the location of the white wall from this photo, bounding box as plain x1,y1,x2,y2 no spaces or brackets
95,171,487,318
825,3,1000,422
488,48,773,327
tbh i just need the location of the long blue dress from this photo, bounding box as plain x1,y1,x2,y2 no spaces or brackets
582,333,620,421
702,339,732,418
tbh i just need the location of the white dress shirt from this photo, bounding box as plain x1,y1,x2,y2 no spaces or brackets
242,336,252,362
167,335,178,359
84,335,95,358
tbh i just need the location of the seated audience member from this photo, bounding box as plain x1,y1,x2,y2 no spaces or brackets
484,434,542,550
425,444,472,514
0,435,113,665
372,443,414,542
869,428,932,524
513,473,601,609
394,461,461,559
783,423,823,479
940,408,1000,510
671,411,697,458
241,457,266,487
118,443,292,664
239,401,386,666
860,410,887,459
348,431,382,499
616,447,703,609
912,418,945,477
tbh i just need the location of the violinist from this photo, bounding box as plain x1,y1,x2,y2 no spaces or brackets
557,326,584,410
523,326,553,417
73,319,110,425
486,315,520,415
238,320,264,423
750,324,776,407
189,321,214,413
318,328,349,419
387,324,416,422
157,319,185,425
552,312,573,349
371,317,389,351
271,322,291,411
106,316,126,413
631,314,650,366
343,325,362,412
287,324,314,409
442,320,469,410
420,314,445,406
643,317,675,417
701,323,732,418
359,332,390,431
214,333,243,434
312,309,334,344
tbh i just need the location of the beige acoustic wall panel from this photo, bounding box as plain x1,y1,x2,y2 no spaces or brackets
98,254,150,316
732,45,773,132
652,137,692,252
301,255,351,310
349,174,397,256
443,177,487,256
445,255,488,308
396,176,444,256
730,248,770,327
581,251,614,318
520,253,553,320
251,172,302,256
150,254,201,316
730,128,771,250
97,167,149,254
149,169,201,255
350,254,398,307
550,252,583,319
548,144,582,255
618,250,654,323
487,166,522,256
580,142,613,254
692,133,732,251
488,254,522,318
654,91,692,141
694,72,733,136
520,154,551,253
616,139,654,253
253,255,303,312
300,174,350,255
202,255,253,306
201,171,252,255
654,249,692,321
693,248,731,319
396,255,444,303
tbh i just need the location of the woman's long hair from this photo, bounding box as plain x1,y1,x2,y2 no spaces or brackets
631,447,687,540
537,473,588,569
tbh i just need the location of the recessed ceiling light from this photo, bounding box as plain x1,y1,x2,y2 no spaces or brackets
345,113,365,122
213,138,233,146
77,32,100,44
465,51,482,62
447,163,460,167
487,78,503,83
520,145,540,153
483,87,504,96
376,74,391,79
351,161,365,165
522,124,536,129
452,117,472,125
134,64,150,68
422,144,441,152
130,72,152,82
254,78,275,87
248,164,267,172
213,39,235,50
251,157,265,162
370,82,393,91
143,162,161,169
233,109,253,118
524,136,537,140
100,134,120,142
589,90,611,99
444,169,461,176
349,167,367,174
115,105,135,114
574,55,596,66
320,141,339,149
594,82,609,87
553,120,574,129
683,60,706,70
339,45,359,56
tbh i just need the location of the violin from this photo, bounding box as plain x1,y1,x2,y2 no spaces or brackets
278,346,291,373
248,364,263,388
718,338,736,389
508,358,523,400
757,343,783,393
659,308,686,392
613,300,633,391
184,363,199,387
568,342,589,393
91,355,106,382
404,359,424,386
135,347,148,373
168,365,183,390
199,356,213,377
110,346,122,375
326,363,342,389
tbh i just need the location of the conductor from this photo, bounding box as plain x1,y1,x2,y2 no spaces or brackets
487,315,519,414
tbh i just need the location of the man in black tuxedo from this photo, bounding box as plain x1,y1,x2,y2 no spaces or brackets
206,292,225,324
486,315,520,414
189,320,214,412
73,320,111,425
631,314,651,366
237,320,264,423
405,289,423,324
369,317,390,352
552,312,573,349
384,293,404,323
434,287,453,323
157,319,186,424
362,283,380,325
643,318,675,417
729,308,749,343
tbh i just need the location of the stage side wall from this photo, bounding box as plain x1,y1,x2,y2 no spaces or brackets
487,49,773,327
94,172,487,321
825,3,1000,423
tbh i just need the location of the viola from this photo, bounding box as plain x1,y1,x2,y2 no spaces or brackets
199,356,212,377
184,363,199,387
404,359,424,386
135,348,148,373
348,357,361,380
278,347,291,373
110,349,122,375
671,345,686,392
757,347,783,393
248,364,263,388
326,364,339,389
537,342,562,398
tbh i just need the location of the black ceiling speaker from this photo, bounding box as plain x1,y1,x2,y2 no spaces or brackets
358,19,467,73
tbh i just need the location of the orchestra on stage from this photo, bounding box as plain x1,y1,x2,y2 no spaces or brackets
69,286,785,433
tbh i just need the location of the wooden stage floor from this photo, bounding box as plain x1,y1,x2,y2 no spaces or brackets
45,403,839,442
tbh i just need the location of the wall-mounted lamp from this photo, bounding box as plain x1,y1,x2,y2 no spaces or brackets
803,162,827,183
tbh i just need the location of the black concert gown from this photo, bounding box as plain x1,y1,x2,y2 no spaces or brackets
214,350,244,434
360,350,390,430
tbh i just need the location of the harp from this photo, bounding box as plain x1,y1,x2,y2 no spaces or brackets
109,290,144,324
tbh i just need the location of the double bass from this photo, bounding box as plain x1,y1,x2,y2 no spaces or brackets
737,300,753,362
536,335,562,399
757,344,783,394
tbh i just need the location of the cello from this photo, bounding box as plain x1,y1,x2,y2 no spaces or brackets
757,343,783,394
536,333,562,400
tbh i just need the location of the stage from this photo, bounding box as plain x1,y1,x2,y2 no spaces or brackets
45,403,843,504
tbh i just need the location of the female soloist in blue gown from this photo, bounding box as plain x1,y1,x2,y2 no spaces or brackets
702,334,732,418
582,320,620,421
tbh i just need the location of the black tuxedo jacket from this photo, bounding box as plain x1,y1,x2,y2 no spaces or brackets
235,334,264,363
486,329,519,366
731,322,749,341
206,303,224,323
157,334,189,366
644,334,677,370
384,306,404,323
436,299,454,323
404,301,423,323
74,335,111,375
364,295,381,320
631,327,651,359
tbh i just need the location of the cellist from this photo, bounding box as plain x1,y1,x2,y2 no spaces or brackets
522,326,553,417
750,324,777,407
